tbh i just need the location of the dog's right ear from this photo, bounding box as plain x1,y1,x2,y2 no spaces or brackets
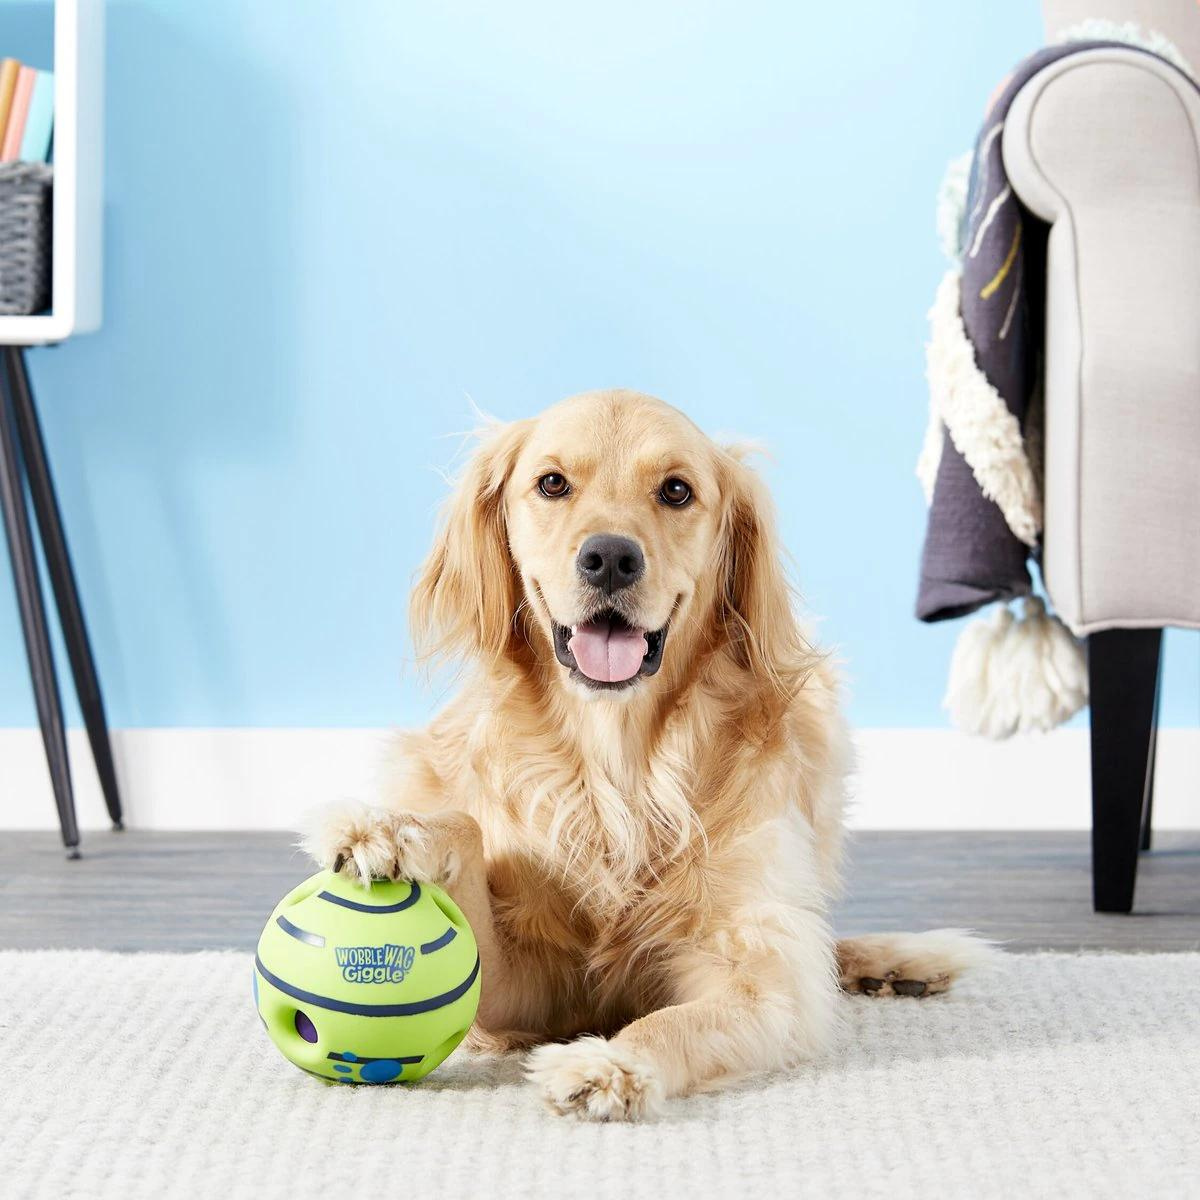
411,420,530,668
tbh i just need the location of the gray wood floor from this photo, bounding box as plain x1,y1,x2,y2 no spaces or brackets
1,829,1197,952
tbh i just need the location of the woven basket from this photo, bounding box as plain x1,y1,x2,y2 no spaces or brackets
0,163,52,315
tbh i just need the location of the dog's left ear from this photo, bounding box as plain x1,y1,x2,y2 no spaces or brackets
717,447,811,698
411,420,530,668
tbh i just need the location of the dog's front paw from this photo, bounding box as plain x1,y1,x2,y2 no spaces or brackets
300,800,439,886
525,1037,664,1121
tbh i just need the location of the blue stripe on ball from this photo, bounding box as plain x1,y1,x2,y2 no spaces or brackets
420,927,457,955
254,952,480,1018
276,914,326,947
328,1051,423,1064
317,882,421,914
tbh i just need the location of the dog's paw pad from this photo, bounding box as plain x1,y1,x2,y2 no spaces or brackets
525,1037,663,1121
850,970,949,998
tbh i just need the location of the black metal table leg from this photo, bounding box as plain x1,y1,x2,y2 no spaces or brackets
0,351,80,856
5,348,123,830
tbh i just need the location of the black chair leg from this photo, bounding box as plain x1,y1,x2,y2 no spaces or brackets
5,348,123,830
1139,656,1162,853
0,354,80,856
1088,628,1162,913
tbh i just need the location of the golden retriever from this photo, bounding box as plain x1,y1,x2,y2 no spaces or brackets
303,389,990,1119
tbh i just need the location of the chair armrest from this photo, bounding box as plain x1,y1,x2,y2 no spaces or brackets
1002,49,1200,633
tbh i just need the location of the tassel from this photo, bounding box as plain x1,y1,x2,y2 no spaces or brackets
944,605,1015,737
945,597,1088,738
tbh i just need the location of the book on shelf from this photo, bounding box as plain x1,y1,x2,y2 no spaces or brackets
20,71,53,163
0,59,19,143
2,65,36,161
0,57,54,165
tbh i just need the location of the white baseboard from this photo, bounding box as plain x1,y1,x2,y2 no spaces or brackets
0,729,389,832
851,729,1197,829
1,727,1197,831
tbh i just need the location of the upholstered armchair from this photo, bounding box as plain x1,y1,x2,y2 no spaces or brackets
1002,1,1200,911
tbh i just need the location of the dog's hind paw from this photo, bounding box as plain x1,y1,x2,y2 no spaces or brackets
844,970,949,998
526,1037,664,1121
837,929,1000,997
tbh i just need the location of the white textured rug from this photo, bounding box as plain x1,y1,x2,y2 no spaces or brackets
2,951,1197,1199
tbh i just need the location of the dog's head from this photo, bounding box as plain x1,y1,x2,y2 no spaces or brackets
412,390,804,702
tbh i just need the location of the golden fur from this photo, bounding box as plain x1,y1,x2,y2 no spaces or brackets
304,389,992,1119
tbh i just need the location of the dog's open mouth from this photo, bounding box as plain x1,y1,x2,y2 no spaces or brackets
552,609,668,689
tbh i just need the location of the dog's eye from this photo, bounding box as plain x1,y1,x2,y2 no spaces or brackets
538,473,570,499
658,478,692,507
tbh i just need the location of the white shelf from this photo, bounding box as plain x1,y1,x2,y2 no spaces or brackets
0,0,103,346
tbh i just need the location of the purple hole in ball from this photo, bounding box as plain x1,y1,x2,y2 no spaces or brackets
294,1010,318,1043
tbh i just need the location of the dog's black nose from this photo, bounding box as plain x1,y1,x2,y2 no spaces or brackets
576,534,644,594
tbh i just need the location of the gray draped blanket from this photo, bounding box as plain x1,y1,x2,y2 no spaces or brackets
915,40,1189,623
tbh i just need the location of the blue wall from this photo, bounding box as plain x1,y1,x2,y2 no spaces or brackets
0,0,1195,729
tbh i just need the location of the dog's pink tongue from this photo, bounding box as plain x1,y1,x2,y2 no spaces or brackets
568,622,647,683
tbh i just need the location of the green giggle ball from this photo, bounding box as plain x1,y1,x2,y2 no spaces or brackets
253,869,481,1084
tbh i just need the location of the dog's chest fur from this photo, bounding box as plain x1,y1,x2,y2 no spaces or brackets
475,699,740,996
491,703,705,893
